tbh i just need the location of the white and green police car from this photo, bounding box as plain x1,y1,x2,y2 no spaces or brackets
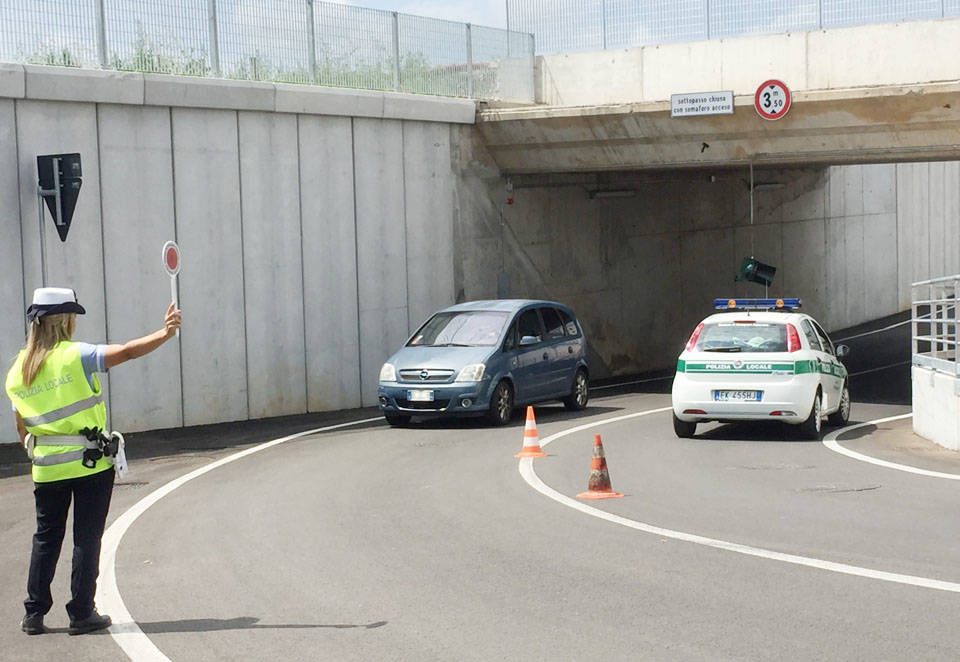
671,298,850,440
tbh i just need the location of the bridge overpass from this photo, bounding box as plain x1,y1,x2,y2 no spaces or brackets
478,18,960,174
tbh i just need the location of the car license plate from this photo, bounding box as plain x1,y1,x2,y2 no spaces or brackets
714,390,761,401
407,389,435,402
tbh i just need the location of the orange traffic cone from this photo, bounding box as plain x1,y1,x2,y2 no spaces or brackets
514,406,547,458
576,434,624,499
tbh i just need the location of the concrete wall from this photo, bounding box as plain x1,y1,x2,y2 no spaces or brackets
912,367,960,450
537,17,960,106
455,129,960,377
0,66,474,443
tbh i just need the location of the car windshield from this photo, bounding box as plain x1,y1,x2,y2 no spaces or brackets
407,311,510,347
695,321,787,353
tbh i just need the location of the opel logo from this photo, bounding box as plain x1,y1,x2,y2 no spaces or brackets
419,370,429,380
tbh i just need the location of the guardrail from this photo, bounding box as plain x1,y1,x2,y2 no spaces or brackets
0,0,535,103
912,274,960,376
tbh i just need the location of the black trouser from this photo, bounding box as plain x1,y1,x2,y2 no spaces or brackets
26,468,115,621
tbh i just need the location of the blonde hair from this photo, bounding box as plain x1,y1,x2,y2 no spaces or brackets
21,313,76,386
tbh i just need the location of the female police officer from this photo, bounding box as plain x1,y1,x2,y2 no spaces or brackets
5,287,181,635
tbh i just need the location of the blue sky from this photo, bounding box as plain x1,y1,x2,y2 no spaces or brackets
344,1,508,28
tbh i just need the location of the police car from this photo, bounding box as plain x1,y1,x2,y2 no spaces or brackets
671,298,850,439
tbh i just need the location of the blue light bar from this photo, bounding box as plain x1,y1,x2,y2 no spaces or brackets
713,298,802,311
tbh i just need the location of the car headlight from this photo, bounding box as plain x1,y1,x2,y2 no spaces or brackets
379,363,396,382
455,364,485,382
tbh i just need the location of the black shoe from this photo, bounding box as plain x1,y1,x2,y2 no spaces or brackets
20,613,45,635
68,611,112,635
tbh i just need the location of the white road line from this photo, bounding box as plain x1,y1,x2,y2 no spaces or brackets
519,407,960,593
97,417,383,662
823,413,960,480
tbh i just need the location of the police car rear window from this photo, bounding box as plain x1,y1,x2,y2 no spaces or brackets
695,322,787,353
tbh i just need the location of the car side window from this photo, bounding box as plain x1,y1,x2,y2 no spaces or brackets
800,320,822,351
557,308,580,337
541,307,566,340
811,321,835,356
516,309,544,344
502,321,518,352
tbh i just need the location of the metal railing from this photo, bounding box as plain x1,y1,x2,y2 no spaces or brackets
507,0,960,54
912,275,960,377
0,0,535,102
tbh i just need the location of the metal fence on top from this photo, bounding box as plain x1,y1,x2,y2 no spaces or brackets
507,0,960,54
0,0,536,103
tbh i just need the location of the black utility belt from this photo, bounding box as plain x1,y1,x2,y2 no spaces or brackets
79,427,121,468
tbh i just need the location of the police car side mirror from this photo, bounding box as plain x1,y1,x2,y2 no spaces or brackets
520,335,539,346
836,344,850,358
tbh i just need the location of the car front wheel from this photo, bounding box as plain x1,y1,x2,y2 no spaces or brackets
384,412,411,427
486,380,514,426
562,369,589,411
828,383,851,427
799,391,822,440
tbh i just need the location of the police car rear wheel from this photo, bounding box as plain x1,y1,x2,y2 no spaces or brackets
828,383,850,427
799,391,822,440
673,414,697,438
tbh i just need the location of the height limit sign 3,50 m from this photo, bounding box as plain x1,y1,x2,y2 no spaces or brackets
754,79,791,120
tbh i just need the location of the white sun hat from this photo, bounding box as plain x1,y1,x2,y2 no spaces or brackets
26,287,85,322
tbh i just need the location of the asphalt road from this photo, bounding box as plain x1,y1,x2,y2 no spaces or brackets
3,392,960,661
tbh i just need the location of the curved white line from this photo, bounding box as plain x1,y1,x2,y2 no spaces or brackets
823,413,960,480
97,417,383,661
520,407,960,593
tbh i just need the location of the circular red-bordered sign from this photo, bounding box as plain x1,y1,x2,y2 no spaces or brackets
162,241,181,276
754,79,791,120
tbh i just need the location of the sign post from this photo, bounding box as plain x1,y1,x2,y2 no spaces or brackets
161,241,181,338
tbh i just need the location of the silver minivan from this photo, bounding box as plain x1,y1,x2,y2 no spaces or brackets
377,299,589,426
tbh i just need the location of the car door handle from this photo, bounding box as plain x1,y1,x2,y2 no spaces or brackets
568,346,574,354
542,352,549,361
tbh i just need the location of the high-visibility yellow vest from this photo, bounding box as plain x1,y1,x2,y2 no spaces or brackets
5,341,111,482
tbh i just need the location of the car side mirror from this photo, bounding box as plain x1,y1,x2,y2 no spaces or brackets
836,344,850,358
520,335,539,346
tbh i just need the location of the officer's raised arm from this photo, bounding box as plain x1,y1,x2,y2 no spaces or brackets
103,301,181,369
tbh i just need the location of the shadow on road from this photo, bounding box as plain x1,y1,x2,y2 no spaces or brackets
134,617,388,633
694,420,850,442
400,403,625,430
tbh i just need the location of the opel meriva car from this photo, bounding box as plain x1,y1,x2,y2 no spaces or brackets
377,300,589,426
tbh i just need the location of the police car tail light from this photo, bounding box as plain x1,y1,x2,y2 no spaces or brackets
685,322,704,351
684,409,706,415
786,323,802,352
